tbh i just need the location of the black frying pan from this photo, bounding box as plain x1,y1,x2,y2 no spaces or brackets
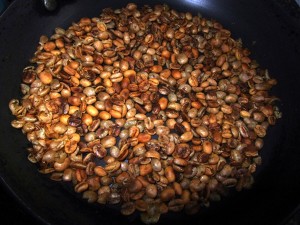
0,0,300,225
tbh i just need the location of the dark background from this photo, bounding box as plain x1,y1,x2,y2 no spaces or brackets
0,0,300,225
0,1,41,223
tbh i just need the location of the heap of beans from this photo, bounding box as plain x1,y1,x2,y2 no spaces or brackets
8,3,281,224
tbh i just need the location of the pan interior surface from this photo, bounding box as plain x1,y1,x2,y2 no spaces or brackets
0,0,299,225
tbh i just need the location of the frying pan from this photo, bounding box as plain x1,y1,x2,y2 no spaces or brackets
0,0,300,225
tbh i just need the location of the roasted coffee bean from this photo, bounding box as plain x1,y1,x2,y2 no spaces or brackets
9,3,281,223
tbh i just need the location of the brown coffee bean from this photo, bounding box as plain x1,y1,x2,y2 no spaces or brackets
94,166,107,177
165,166,175,183
146,184,158,198
158,97,168,110
140,164,153,176
121,202,136,215
203,141,213,154
137,133,151,143
160,188,175,201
